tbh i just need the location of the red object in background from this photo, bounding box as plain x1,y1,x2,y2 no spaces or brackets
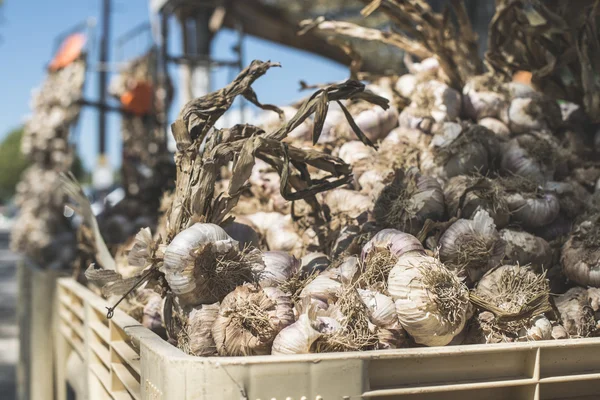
120,81,154,115
513,70,533,85
49,33,86,72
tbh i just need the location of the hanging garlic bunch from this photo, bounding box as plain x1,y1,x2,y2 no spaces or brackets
462,74,509,121
211,285,295,356
373,168,445,236
420,122,500,180
160,223,262,307
259,251,300,288
502,177,560,229
501,132,564,184
500,229,552,273
471,265,552,342
387,253,470,346
399,80,461,134
553,287,597,338
561,215,600,287
438,210,506,283
503,92,562,134
444,175,510,228
180,303,220,356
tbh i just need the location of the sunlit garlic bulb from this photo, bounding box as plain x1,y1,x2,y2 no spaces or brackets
505,191,560,229
354,105,399,142
299,275,342,304
444,175,510,228
212,285,294,356
500,229,552,273
439,210,506,283
358,288,398,328
245,212,303,256
322,189,372,224
259,251,300,288
477,117,510,138
518,315,553,341
561,216,600,287
271,314,322,355
388,253,470,346
373,168,445,235
161,223,261,306
322,256,360,286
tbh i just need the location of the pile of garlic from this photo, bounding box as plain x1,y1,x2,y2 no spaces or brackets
119,56,600,356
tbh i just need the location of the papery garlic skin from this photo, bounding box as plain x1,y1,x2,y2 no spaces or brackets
183,303,219,356
271,314,322,355
245,212,303,256
388,254,470,346
505,192,560,229
358,289,398,328
504,96,561,134
299,275,341,303
161,223,238,301
354,106,399,142
477,118,510,138
212,285,294,356
259,251,300,288
438,210,506,283
462,75,509,121
561,219,600,287
361,229,424,262
500,229,552,272
323,189,372,221
553,287,597,337
399,81,461,133
519,315,552,341
322,256,360,285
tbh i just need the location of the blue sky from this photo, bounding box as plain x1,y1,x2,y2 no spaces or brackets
0,0,348,170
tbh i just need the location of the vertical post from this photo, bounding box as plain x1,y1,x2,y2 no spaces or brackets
98,0,110,157
234,19,245,123
93,0,114,191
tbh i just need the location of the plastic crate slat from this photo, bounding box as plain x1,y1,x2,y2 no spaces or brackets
90,320,110,341
112,363,141,400
111,341,141,375
59,310,85,339
59,325,84,358
89,363,111,393
61,296,85,320
89,338,110,368
362,378,536,397
539,373,600,383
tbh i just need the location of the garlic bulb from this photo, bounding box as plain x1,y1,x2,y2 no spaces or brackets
561,217,600,287
472,265,551,340
322,189,372,222
503,94,562,134
438,210,506,283
421,122,498,180
245,212,302,256
376,323,409,349
353,106,399,141
322,256,360,285
361,229,424,262
337,140,377,170
161,223,259,306
477,117,510,138
500,133,561,184
373,169,445,235
271,314,322,355
212,285,294,356
259,251,300,288
388,254,470,346
399,80,461,133
552,324,570,340
502,178,560,229
142,291,164,332
358,289,398,328
181,303,219,356
500,229,552,272
544,180,590,220
462,74,509,121
553,287,597,337
299,275,341,303
444,175,510,228
395,73,418,98
519,315,553,341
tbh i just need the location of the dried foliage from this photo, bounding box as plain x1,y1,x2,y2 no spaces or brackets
486,0,600,121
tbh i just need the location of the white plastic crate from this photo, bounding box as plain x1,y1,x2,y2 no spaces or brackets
54,277,600,400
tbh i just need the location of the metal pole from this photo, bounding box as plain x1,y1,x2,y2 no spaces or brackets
98,0,110,156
